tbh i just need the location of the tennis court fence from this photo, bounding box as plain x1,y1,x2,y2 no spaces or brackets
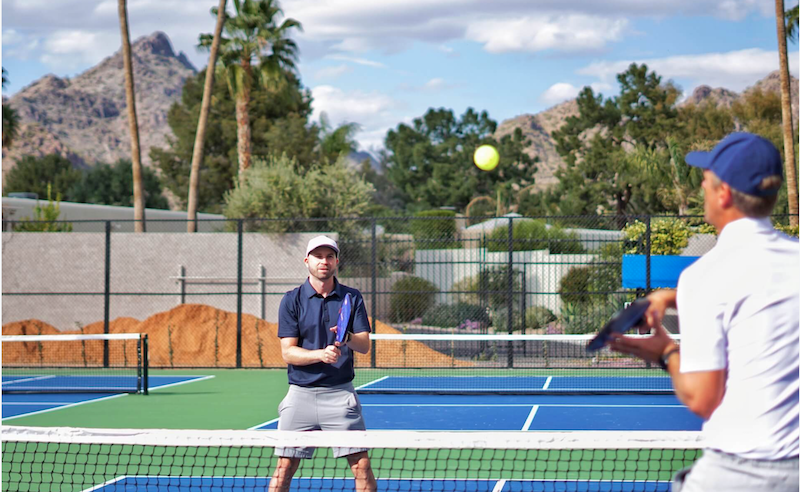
2,214,794,369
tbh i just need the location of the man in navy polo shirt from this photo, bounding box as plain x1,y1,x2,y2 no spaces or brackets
268,235,376,492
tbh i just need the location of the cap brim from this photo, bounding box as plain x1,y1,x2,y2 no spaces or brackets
684,151,711,169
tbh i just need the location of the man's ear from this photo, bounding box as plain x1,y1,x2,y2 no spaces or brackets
718,182,734,209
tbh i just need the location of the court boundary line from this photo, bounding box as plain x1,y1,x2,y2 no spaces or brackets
521,405,539,431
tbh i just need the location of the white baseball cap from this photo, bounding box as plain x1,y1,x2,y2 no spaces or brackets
306,236,339,256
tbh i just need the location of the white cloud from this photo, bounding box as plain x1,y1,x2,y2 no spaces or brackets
465,15,628,54
540,82,581,105
578,48,799,93
311,85,400,149
326,54,386,68
38,30,119,69
314,64,353,80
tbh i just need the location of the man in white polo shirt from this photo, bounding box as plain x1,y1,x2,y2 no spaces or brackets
610,132,799,491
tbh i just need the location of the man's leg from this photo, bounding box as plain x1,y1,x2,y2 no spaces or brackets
346,451,376,492
269,457,300,492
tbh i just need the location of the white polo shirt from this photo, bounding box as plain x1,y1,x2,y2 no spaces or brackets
676,217,799,460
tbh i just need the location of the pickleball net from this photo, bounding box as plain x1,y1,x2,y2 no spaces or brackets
1,334,148,394
1,426,703,491
355,334,681,395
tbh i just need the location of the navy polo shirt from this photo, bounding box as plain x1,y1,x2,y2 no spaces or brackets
277,278,371,387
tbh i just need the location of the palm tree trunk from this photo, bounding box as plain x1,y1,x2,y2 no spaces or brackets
776,0,799,226
187,0,227,233
235,86,252,187
118,0,146,233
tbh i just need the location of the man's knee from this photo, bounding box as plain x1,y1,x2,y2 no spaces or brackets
347,452,373,474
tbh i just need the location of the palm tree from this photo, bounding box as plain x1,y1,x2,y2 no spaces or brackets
199,0,302,187
2,68,20,149
786,5,799,41
117,0,146,232
318,112,361,163
187,0,228,233
775,0,798,225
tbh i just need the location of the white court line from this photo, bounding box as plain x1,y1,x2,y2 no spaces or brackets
492,479,507,492
521,405,539,431
355,376,389,390
542,376,553,390
148,375,215,391
1,393,128,421
2,375,57,386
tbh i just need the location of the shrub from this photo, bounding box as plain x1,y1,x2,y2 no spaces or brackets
486,219,585,254
421,303,489,328
490,307,524,333
411,209,461,250
775,224,799,237
525,306,557,331
558,266,593,305
623,218,694,255
389,276,439,322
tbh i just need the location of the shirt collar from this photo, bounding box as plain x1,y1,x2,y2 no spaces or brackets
716,217,774,249
301,277,342,299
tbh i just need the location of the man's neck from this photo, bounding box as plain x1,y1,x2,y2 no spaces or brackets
714,209,748,234
309,276,336,297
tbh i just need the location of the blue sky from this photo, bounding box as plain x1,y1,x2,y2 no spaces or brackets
2,0,798,153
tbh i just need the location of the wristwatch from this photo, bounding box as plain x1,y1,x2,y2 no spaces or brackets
659,346,680,371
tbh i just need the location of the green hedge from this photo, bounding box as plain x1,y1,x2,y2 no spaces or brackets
411,210,461,250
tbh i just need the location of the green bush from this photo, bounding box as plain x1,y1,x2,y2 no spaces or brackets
421,302,489,328
389,276,439,323
411,209,461,250
558,266,593,305
525,306,557,331
623,218,694,255
486,220,585,254
490,307,524,333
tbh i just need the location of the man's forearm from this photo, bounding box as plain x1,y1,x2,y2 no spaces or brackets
346,332,371,354
281,345,324,366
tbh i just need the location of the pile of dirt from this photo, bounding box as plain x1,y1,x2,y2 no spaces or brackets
3,305,470,368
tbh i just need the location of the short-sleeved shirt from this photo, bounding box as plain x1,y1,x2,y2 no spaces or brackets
676,217,799,460
278,278,371,387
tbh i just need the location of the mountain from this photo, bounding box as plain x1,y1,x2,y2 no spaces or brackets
494,71,798,191
2,32,195,178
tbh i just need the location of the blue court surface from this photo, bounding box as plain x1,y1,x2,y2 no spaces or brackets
1,375,211,420
357,376,674,393
88,476,672,491
256,393,702,431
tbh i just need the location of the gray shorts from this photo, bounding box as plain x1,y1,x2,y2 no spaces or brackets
275,382,368,459
674,449,799,492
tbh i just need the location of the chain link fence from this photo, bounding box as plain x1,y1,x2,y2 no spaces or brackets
2,214,795,368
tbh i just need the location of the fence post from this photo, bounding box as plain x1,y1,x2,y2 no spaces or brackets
178,265,186,305
260,264,266,320
645,216,652,293
103,220,111,368
507,215,514,368
370,217,377,368
236,219,243,368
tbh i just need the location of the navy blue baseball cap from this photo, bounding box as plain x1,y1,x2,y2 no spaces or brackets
685,132,783,197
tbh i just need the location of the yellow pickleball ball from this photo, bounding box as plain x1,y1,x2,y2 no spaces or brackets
473,145,499,171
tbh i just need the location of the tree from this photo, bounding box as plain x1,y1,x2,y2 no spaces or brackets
786,5,799,41
384,107,536,212
188,0,228,233
318,112,360,163
118,0,146,232
775,0,798,225
550,64,681,219
2,68,20,149
3,154,82,199
69,159,169,209
150,66,314,213
200,0,302,186
222,154,374,233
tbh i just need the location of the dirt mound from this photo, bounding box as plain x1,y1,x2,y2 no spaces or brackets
3,305,469,368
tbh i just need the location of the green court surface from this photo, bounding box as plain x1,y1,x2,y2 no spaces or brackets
5,369,289,429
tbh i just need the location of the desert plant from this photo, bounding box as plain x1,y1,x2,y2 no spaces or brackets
525,306,557,331
411,209,461,250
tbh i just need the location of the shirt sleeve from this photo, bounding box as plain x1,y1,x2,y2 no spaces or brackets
676,267,728,373
277,291,300,338
351,292,372,334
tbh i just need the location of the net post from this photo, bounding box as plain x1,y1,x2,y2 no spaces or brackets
507,215,514,368
236,219,243,368
645,215,652,293
370,217,377,368
141,334,149,395
103,220,111,368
